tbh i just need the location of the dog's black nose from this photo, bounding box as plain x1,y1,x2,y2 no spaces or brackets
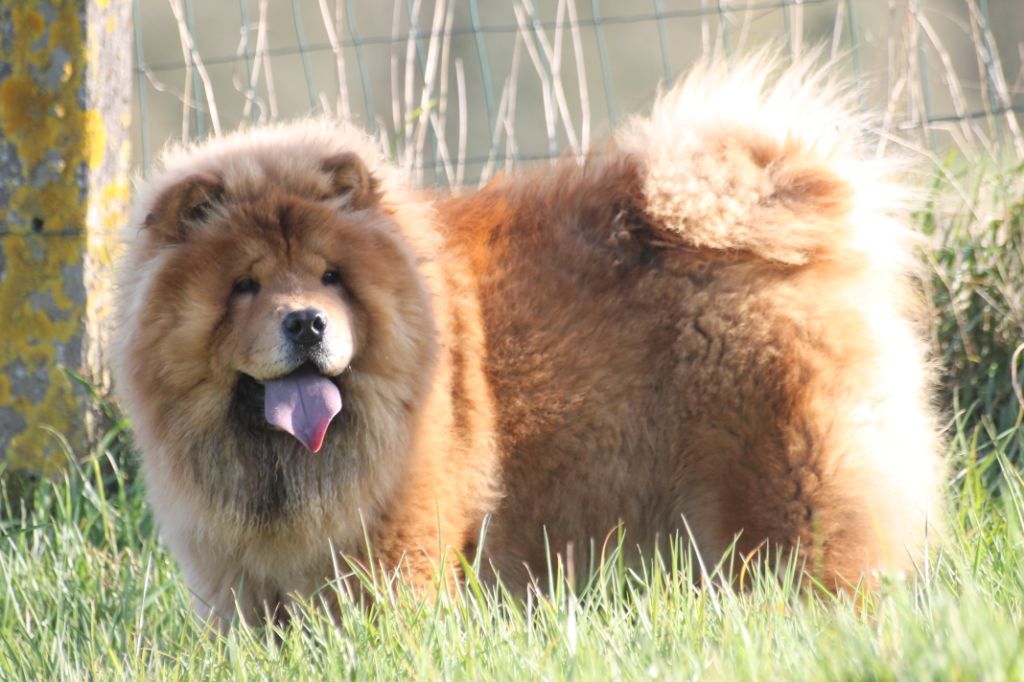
283,309,327,347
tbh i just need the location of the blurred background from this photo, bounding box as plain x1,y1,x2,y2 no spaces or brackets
132,0,1024,186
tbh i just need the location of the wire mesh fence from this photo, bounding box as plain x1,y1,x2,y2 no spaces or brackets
131,0,1024,186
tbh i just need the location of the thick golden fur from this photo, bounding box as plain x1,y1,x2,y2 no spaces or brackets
113,57,944,626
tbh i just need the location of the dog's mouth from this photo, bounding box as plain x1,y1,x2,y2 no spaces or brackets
236,362,343,453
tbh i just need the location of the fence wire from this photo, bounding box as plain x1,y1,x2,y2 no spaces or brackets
131,0,1024,186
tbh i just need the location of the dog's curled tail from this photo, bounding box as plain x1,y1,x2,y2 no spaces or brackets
618,52,914,270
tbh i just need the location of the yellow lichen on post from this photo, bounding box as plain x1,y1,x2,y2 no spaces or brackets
0,0,131,471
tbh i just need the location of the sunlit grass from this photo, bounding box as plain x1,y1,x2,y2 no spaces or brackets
1,422,1023,679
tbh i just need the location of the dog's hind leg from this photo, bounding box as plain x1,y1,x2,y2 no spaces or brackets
667,261,945,591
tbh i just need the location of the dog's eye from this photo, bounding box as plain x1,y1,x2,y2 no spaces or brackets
321,270,342,286
233,278,260,295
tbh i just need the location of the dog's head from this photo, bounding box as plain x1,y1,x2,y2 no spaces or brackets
117,143,435,455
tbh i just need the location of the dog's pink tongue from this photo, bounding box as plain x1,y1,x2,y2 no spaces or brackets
263,373,342,453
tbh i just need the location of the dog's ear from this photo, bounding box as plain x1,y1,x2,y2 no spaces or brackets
143,173,225,241
322,152,380,209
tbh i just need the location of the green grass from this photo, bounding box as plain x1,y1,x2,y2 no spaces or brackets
2,159,1023,680
924,157,1024,462
3,423,1024,679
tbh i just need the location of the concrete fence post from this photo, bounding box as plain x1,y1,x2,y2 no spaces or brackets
0,0,132,471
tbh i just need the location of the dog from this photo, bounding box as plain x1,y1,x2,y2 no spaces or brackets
113,56,944,627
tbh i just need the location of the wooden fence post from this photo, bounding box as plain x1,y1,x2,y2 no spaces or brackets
0,0,132,471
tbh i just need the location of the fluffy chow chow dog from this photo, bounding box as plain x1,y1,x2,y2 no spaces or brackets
113,57,944,627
